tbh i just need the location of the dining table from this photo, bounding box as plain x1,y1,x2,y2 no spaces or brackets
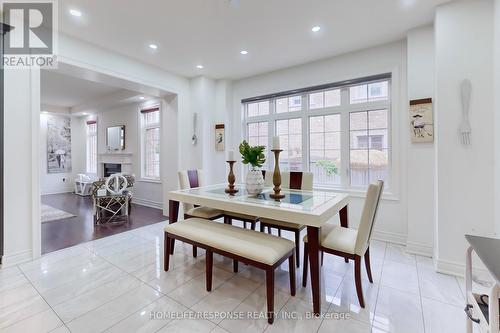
167,183,350,315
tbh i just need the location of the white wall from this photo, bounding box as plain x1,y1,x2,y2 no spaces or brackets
39,112,86,195
406,26,435,257
495,0,500,236
95,100,163,209
231,41,409,244
434,0,495,275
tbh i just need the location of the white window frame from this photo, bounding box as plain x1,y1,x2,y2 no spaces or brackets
86,121,97,174
242,77,393,193
140,106,161,181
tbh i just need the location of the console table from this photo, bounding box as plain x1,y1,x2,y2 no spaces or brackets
465,234,500,333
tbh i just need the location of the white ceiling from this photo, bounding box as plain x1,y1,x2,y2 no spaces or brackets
58,0,451,79
41,70,123,108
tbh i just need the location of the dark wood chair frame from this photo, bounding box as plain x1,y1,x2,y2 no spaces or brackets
164,231,296,324
302,244,373,308
223,215,258,230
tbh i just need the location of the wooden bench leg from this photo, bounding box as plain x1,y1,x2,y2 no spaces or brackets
224,216,232,225
206,250,213,292
193,246,198,258
302,242,308,287
164,233,170,271
278,229,282,237
259,222,265,232
294,231,300,268
251,221,256,230
244,221,247,229
233,260,238,273
266,269,275,324
354,255,365,308
289,254,296,296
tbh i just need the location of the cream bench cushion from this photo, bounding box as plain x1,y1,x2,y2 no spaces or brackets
186,206,223,219
303,223,358,255
165,218,295,266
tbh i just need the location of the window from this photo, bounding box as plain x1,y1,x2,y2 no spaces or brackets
309,114,341,185
86,120,97,174
247,121,268,169
243,76,391,189
141,107,160,179
276,118,302,171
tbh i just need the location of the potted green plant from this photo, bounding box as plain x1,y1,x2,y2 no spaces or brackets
315,160,338,177
239,140,266,194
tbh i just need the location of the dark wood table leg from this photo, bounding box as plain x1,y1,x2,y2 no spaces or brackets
339,204,348,228
339,205,349,262
307,226,321,315
168,200,179,254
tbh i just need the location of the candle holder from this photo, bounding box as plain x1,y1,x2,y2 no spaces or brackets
269,149,285,200
225,161,239,194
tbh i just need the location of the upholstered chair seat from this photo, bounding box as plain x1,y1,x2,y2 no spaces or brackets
186,206,224,219
303,224,358,254
259,218,304,230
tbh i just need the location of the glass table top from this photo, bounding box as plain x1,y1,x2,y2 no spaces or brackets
178,184,339,212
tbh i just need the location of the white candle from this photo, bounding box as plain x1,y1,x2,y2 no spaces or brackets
272,136,280,150
227,150,235,161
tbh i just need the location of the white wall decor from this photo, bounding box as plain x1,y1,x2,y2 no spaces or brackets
409,98,434,143
47,115,72,173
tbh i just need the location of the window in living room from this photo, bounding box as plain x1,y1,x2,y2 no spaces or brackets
243,75,391,189
141,106,160,180
86,120,97,174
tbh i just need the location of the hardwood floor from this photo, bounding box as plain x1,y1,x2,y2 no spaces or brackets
41,193,166,254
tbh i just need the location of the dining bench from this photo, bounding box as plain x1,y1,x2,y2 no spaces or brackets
164,218,296,324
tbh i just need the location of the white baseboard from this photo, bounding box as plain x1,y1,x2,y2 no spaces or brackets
1,249,33,267
435,258,491,281
372,229,407,245
406,241,434,257
133,198,163,210
41,188,74,195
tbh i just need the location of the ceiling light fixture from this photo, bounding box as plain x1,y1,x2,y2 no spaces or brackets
240,50,248,55
311,26,321,32
149,44,158,50
42,111,48,114
69,9,82,17
196,65,204,69
139,96,145,100
82,112,88,115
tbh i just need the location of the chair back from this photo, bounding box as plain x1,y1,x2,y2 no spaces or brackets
178,169,204,212
354,180,384,256
263,171,313,190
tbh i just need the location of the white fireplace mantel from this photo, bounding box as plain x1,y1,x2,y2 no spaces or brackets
98,152,133,176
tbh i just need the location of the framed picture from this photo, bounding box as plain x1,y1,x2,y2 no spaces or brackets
215,124,225,151
409,98,434,143
47,115,72,173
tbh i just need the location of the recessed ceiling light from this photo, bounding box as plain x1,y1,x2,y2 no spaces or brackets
240,50,248,55
69,9,82,17
139,96,145,100
149,44,158,50
82,112,88,115
311,26,321,32
42,111,48,114
196,65,204,69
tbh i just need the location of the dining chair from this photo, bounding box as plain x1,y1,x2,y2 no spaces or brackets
259,171,314,267
302,180,384,308
178,169,224,256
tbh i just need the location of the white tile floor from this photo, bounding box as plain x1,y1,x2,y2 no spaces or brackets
0,221,471,333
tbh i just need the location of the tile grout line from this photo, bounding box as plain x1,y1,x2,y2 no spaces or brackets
413,250,427,333
366,241,387,331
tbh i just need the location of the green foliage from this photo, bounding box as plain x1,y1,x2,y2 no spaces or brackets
239,140,266,169
316,160,338,177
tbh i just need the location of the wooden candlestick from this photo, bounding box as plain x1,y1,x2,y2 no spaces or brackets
269,149,285,200
225,161,238,194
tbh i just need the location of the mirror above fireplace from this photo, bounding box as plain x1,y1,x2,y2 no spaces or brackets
106,125,125,151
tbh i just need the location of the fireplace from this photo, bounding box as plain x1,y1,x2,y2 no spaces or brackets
103,163,122,177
